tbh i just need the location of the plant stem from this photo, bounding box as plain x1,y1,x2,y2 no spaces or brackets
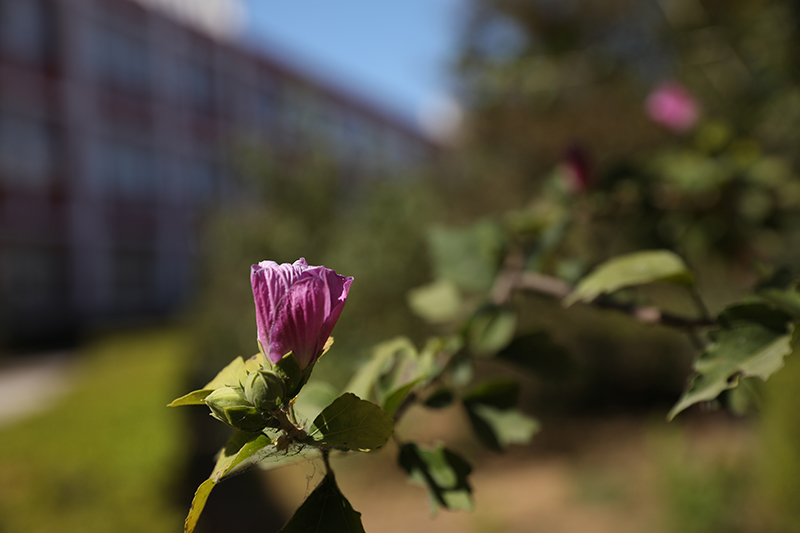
322,449,333,476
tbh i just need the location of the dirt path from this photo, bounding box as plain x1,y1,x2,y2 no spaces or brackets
260,408,755,533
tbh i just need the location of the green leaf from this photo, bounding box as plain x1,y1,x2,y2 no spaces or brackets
217,431,317,477
203,355,253,390
280,474,365,533
398,443,473,513
168,389,215,407
184,431,274,533
306,393,394,451
407,280,463,323
668,324,794,420
467,306,517,355
211,431,273,481
718,302,792,332
345,337,417,401
184,479,215,533
428,221,505,293
183,430,320,531
759,288,800,320
464,404,540,451
345,337,436,412
382,379,421,417
564,250,694,306
294,380,341,422
498,331,573,379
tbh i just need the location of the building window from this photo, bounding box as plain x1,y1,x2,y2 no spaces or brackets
256,73,282,134
87,136,156,200
91,24,151,94
0,114,53,191
111,142,156,200
183,156,215,203
183,59,214,110
0,0,50,64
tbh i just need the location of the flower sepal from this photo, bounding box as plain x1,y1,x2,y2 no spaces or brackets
244,369,286,411
273,351,315,400
204,386,268,432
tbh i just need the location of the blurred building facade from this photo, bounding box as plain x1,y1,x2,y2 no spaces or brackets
0,0,434,344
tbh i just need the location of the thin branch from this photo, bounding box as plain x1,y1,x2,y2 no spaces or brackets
688,284,713,323
508,270,718,329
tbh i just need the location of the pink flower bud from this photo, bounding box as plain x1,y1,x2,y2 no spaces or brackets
251,258,353,370
645,82,700,133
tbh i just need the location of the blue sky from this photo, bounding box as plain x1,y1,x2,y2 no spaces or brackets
240,0,465,133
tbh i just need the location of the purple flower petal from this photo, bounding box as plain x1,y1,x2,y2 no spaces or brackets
251,258,353,369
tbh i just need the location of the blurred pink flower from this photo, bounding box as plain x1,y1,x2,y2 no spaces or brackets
251,258,353,369
561,144,592,192
645,82,700,133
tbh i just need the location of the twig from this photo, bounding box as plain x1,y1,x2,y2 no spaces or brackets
507,270,718,329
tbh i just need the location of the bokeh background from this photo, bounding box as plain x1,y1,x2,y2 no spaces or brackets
1,0,800,531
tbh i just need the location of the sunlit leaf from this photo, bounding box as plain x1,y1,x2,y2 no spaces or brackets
382,379,422,417
185,431,275,533
306,393,394,451
564,250,693,306
280,474,365,533
668,323,794,420
398,443,473,513
407,280,463,323
345,337,436,413
345,337,417,401
213,431,315,482
168,389,215,407
203,356,251,390
184,479,215,533
294,380,341,422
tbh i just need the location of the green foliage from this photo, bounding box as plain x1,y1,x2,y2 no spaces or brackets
344,336,440,413
306,393,394,451
398,443,474,513
669,304,795,420
177,2,800,527
462,379,539,451
280,474,365,533
185,430,317,533
565,250,694,307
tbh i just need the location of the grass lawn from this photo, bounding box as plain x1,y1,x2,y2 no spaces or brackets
0,328,190,533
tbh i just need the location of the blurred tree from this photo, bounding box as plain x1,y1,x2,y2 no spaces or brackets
449,0,800,268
